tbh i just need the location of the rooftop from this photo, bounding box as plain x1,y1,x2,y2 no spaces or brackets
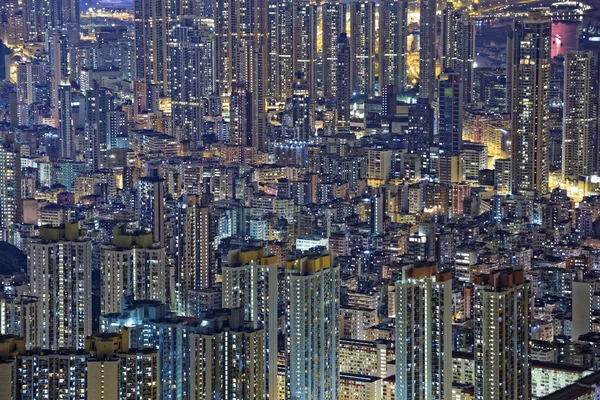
538,371,600,399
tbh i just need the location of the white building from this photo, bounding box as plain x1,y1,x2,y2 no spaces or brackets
396,263,452,400
101,227,167,314
296,235,329,252
29,222,92,350
222,247,279,400
285,253,340,400
473,269,531,400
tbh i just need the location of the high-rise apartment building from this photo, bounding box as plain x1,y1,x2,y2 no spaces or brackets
0,137,21,228
438,72,464,154
48,30,69,110
367,149,392,183
419,0,436,100
58,83,74,159
287,72,313,142
0,0,22,46
228,84,251,146
174,194,211,313
170,17,214,144
85,82,115,170
0,294,38,349
87,332,160,400
16,61,48,105
101,300,193,399
508,13,551,195
271,0,293,101
379,0,408,93
407,99,434,174
101,226,167,314
101,300,268,399
322,1,347,100
214,0,268,149
133,0,168,113
0,332,159,400
29,222,92,350
215,0,263,96
23,0,50,42
222,247,278,399
190,308,266,399
473,269,531,400
50,0,79,32
395,264,452,400
292,3,317,99
349,0,376,96
284,253,340,400
336,33,352,124
563,50,595,179
0,336,88,399
441,3,476,103
137,177,166,246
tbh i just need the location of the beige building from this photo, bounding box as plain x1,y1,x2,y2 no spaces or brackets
190,308,266,399
0,333,157,400
222,247,279,400
87,331,159,400
101,226,167,314
473,269,531,400
367,149,392,184
396,264,453,400
29,222,92,350
340,373,381,400
340,306,379,341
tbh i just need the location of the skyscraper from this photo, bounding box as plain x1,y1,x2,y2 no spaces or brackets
287,72,313,142
473,269,531,400
222,247,278,400
100,300,194,399
336,33,352,124
58,83,74,159
292,3,317,98
0,336,89,399
134,0,168,113
273,0,294,101
101,227,168,314
214,0,268,149
441,3,475,103
85,82,115,170
228,83,251,145
419,0,436,100
395,264,452,400
349,0,376,96
48,30,69,119
50,0,79,32
370,193,384,234
0,137,20,228
29,222,92,350
23,0,50,42
438,72,463,154
379,0,408,93
285,253,340,400
563,50,595,179
174,194,211,313
215,0,264,96
322,1,347,100
0,294,38,349
87,333,160,400
190,308,266,399
170,17,215,144
0,0,22,46
508,13,551,195
407,99,434,174
137,177,166,246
